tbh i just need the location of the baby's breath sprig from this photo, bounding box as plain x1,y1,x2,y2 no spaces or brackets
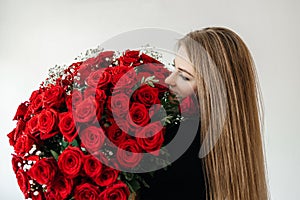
74,45,104,62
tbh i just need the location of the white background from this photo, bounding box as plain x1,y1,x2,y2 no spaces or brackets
0,0,299,199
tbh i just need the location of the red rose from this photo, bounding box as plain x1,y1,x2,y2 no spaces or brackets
95,51,115,68
13,101,29,120
116,139,142,168
113,69,137,91
83,154,103,178
38,109,59,140
29,92,43,113
83,87,107,103
128,102,150,127
86,69,111,89
29,90,40,102
124,50,139,58
86,69,102,87
96,88,107,102
80,126,105,153
93,166,119,187
106,123,127,147
81,51,114,70
58,112,77,142
133,84,160,107
82,88,106,121
73,96,97,123
47,175,73,199
14,134,35,156
98,70,112,89
110,66,130,85
107,94,129,118
12,155,22,173
76,62,93,85
119,50,140,67
26,115,39,136
8,119,26,146
110,66,130,76
66,89,82,111
136,121,165,156
43,85,65,109
82,57,98,68
74,183,100,200
28,158,58,185
7,128,16,146
16,169,30,198
58,146,83,178
99,181,130,200
83,86,97,99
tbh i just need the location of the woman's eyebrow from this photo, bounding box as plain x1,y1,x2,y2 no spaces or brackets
178,68,194,77
173,59,194,77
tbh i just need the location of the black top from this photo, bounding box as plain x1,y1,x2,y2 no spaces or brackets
137,121,206,200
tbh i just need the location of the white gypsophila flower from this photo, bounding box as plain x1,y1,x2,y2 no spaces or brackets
74,45,104,62
28,145,36,155
33,191,39,196
23,164,32,171
43,64,68,87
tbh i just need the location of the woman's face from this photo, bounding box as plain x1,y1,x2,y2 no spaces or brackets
165,47,197,99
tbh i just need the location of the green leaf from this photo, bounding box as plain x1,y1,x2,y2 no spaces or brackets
141,76,145,84
147,81,154,87
70,139,79,147
128,180,141,192
50,150,59,160
61,138,68,148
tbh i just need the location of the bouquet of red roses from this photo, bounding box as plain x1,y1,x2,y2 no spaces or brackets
7,47,185,200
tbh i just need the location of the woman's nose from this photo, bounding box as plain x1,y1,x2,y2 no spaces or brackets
165,71,176,86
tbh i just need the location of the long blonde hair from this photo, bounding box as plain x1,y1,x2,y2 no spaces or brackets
178,27,269,200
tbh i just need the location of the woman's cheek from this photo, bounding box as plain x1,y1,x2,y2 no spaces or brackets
178,81,197,99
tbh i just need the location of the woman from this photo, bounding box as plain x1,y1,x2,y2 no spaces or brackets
137,27,269,200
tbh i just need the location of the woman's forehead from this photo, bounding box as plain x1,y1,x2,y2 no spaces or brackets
175,46,195,74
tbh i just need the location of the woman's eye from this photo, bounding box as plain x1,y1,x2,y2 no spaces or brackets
179,74,190,81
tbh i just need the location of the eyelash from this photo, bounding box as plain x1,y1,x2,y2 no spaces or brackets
170,62,191,81
179,73,190,81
